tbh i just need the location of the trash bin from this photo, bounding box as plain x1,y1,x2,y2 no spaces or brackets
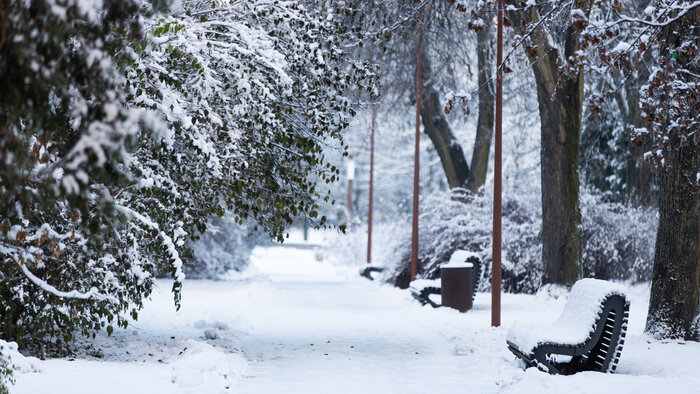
441,262,473,312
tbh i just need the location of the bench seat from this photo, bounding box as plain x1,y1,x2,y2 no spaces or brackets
506,278,629,375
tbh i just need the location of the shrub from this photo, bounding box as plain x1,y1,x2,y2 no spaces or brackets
184,215,255,279
0,341,14,394
371,186,656,293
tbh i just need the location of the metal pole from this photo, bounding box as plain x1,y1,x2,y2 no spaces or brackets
367,105,377,264
492,0,503,327
411,32,422,282
347,154,355,230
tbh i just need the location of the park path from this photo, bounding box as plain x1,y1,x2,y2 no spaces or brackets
14,244,690,394
233,246,494,393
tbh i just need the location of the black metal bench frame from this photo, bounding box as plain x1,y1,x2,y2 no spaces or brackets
507,293,629,375
359,266,384,281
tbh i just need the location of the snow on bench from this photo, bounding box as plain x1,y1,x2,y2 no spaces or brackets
410,278,442,307
506,278,629,375
443,250,476,268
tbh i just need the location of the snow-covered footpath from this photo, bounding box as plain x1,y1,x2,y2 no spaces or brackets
10,245,700,394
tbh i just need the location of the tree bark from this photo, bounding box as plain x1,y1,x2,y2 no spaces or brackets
645,10,700,341
614,50,654,206
466,23,495,194
419,48,470,189
507,5,582,286
646,131,700,340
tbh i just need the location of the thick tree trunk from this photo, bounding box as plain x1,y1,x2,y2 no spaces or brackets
645,131,700,340
466,23,495,194
535,67,583,286
420,50,470,189
508,5,582,286
645,10,700,341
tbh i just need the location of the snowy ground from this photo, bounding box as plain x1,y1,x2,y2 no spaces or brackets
10,245,700,393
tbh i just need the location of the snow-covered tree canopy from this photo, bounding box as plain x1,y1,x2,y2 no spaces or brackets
581,0,699,176
127,0,377,241
0,0,377,353
0,0,168,354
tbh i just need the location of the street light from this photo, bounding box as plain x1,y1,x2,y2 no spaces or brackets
346,154,355,230
492,0,504,328
367,106,377,264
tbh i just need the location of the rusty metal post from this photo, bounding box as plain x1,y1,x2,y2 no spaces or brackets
411,30,423,282
367,106,377,264
441,265,473,313
347,154,355,230
492,0,504,327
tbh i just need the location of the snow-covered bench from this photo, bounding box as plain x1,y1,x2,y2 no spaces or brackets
359,265,384,281
410,250,481,308
506,278,629,375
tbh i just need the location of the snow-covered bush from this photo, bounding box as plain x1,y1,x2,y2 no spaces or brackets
581,189,657,282
381,188,543,292
0,0,375,354
0,0,185,355
127,0,377,242
0,341,11,394
185,215,255,279
373,186,656,293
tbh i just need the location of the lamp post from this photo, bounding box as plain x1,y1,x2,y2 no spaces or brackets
367,106,377,264
492,0,504,328
347,154,355,230
411,29,423,282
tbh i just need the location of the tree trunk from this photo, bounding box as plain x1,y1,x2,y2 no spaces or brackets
508,5,582,286
420,49,470,189
615,50,654,206
625,135,654,205
466,23,495,194
536,68,583,286
645,10,700,341
646,130,700,340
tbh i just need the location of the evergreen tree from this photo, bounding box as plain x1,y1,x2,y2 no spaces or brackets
0,0,376,353
0,0,173,354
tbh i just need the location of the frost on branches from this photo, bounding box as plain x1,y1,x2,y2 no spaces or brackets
0,0,376,353
564,0,699,339
0,340,10,394
0,0,180,354
127,0,378,246
580,0,699,176
373,187,655,293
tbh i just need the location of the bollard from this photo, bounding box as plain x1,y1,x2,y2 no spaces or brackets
441,262,473,312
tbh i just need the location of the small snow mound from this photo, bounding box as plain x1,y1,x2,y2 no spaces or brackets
169,339,247,389
455,342,475,356
0,339,41,374
193,320,208,329
204,329,218,340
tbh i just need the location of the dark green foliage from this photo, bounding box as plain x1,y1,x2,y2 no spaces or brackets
0,343,11,394
0,0,170,355
0,0,377,355
581,108,628,197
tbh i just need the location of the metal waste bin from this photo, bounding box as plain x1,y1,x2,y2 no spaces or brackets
441,262,473,312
